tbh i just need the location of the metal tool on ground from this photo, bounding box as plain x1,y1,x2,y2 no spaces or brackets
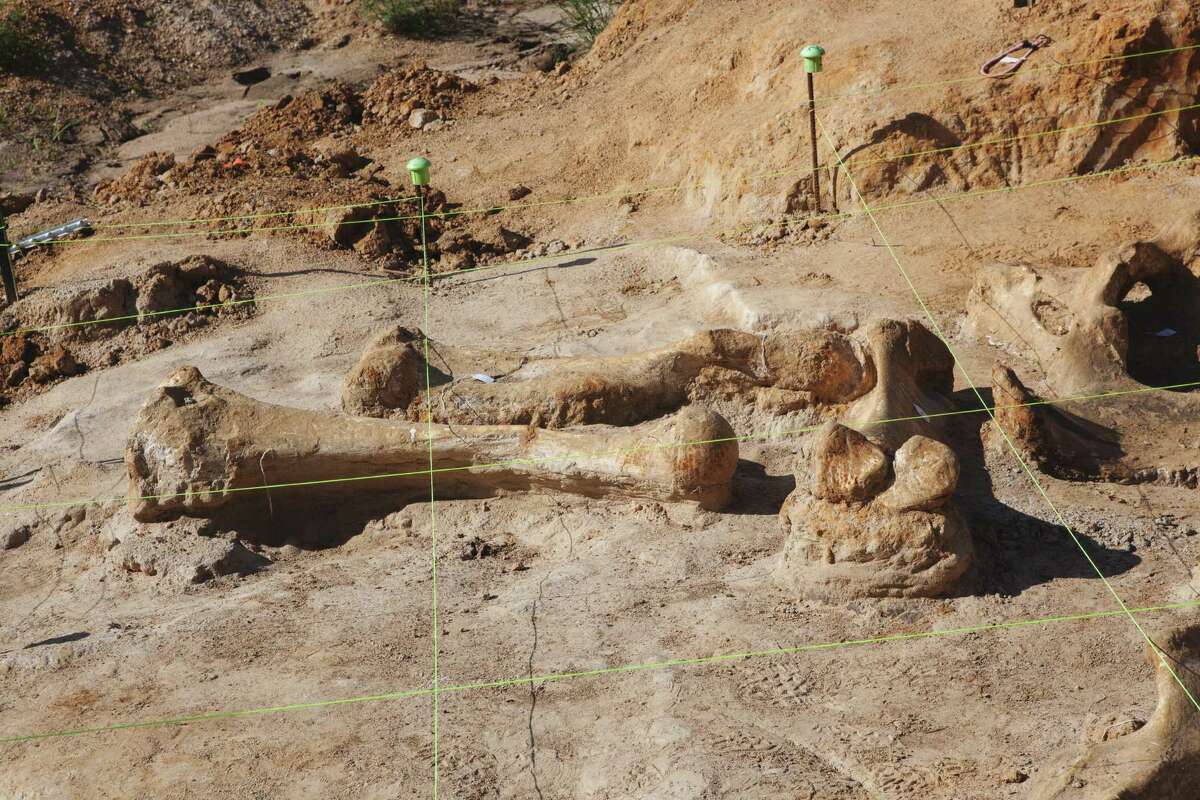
802,44,826,212
0,216,16,305
16,218,92,250
981,34,1052,78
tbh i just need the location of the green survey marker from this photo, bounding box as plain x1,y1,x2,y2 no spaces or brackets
801,43,825,73
407,156,432,187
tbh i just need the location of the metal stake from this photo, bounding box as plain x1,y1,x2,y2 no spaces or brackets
0,216,17,306
801,45,826,213
807,72,820,212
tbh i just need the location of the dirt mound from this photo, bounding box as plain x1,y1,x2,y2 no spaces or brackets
103,513,269,591
227,82,366,152
361,64,478,129
92,152,178,208
0,0,311,192
569,0,1200,222
85,65,532,272
25,0,310,92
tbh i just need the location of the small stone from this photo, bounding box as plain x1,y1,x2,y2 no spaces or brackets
508,185,532,201
409,108,440,129
1000,769,1027,784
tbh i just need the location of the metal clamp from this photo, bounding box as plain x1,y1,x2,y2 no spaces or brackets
981,34,1053,79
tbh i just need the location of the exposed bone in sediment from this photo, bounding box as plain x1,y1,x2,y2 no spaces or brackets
967,211,1200,395
987,364,1125,480
1031,617,1200,799
843,318,957,450
341,326,875,426
987,363,1200,488
126,367,739,521
341,319,957,450
341,326,429,418
775,423,972,600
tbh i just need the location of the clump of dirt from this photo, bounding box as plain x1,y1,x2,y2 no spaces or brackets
92,152,178,208
226,82,366,152
0,255,254,405
84,64,528,272
361,64,478,128
101,513,270,592
0,332,85,403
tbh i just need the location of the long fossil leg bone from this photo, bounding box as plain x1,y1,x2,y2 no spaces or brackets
126,367,740,522
341,326,873,426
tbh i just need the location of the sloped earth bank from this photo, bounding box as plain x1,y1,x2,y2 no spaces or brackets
3,1,1200,798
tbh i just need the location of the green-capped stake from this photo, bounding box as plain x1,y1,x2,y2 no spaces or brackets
801,45,826,211
801,44,825,74
407,156,432,187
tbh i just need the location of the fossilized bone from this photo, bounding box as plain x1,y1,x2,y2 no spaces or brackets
342,326,874,426
967,211,1200,395
341,319,956,452
126,367,739,522
776,423,972,599
987,363,1200,488
1031,616,1200,799
988,364,1124,480
842,318,957,450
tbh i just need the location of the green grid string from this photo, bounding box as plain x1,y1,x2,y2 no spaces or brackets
3,377,1197,516
5,151,1198,342
3,598,1196,746
91,195,421,231
815,113,1200,717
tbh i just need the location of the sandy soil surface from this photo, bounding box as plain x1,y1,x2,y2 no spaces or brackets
3,1,1200,798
